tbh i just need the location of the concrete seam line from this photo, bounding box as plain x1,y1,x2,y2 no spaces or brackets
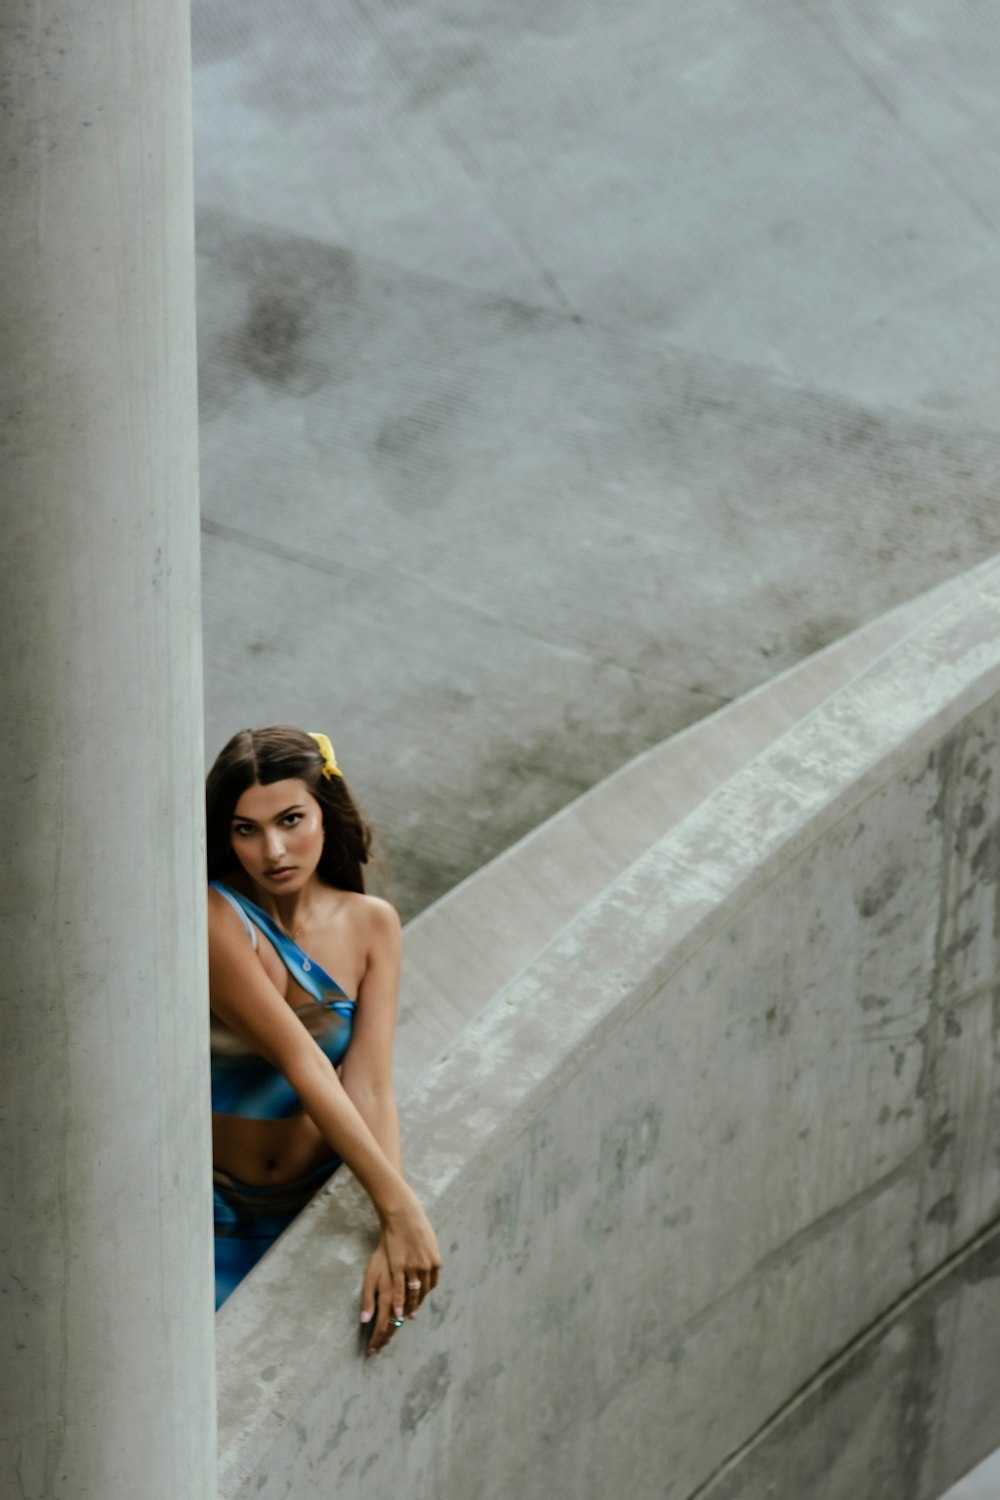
659,1151,926,1356
682,1211,1000,1500
203,513,697,686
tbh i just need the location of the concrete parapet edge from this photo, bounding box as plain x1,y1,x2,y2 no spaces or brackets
394,556,1000,1095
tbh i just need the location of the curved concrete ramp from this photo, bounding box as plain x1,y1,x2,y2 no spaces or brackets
217,560,1000,1500
394,555,1000,1093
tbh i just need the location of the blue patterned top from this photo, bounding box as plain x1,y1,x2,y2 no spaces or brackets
209,881,356,1120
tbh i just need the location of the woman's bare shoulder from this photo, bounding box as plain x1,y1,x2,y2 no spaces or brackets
338,891,400,940
206,882,239,927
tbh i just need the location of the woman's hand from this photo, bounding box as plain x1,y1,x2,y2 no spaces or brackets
360,1197,441,1353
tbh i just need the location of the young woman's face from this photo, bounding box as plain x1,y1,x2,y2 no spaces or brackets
229,778,326,892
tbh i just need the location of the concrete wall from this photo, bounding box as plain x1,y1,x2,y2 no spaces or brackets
0,5,215,1498
216,565,1000,1500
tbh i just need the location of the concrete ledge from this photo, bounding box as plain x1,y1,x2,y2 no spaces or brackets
217,558,1000,1498
394,556,1000,1094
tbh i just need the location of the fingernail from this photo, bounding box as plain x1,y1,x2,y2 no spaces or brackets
394,1306,404,1318
359,1311,372,1324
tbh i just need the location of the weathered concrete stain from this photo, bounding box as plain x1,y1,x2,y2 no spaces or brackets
400,1353,451,1434
857,865,906,919
460,1360,505,1408
929,1112,955,1169
585,1104,662,1241
316,1394,359,1466
485,1161,525,1247
787,614,856,660
196,221,359,420
238,288,309,386
598,1105,662,1190
539,1153,584,1219
926,1193,958,1227
971,816,1000,886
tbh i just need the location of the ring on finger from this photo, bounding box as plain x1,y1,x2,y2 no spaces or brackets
389,1316,405,1328
407,1280,422,1290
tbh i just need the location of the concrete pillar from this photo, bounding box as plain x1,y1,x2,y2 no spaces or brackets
0,5,215,1499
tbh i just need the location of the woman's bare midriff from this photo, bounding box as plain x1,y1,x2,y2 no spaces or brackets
212,1110,338,1185
210,876,367,1185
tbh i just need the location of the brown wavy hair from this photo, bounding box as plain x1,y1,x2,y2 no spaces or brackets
206,725,371,892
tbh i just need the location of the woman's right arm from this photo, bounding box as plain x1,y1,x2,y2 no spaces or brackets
207,894,438,1305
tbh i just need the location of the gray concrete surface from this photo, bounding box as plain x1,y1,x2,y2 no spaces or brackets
0,5,216,1499
944,1448,1000,1500
216,565,1000,1499
393,557,1000,1093
192,0,1000,921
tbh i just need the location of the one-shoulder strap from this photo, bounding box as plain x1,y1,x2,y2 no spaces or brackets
208,882,354,1005
209,880,258,949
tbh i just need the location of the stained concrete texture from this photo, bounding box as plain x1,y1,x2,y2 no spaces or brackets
193,0,1000,919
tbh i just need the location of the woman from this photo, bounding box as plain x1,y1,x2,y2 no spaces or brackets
206,724,440,1350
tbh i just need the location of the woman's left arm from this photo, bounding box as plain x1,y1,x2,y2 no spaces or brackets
338,897,403,1171
339,897,431,1340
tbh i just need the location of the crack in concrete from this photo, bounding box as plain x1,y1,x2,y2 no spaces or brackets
798,2,998,236
200,515,722,701
346,0,578,317
685,1208,1000,1500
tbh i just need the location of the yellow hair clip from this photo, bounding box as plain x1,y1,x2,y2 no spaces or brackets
308,731,343,780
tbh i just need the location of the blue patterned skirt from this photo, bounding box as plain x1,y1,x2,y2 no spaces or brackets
213,1157,340,1310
